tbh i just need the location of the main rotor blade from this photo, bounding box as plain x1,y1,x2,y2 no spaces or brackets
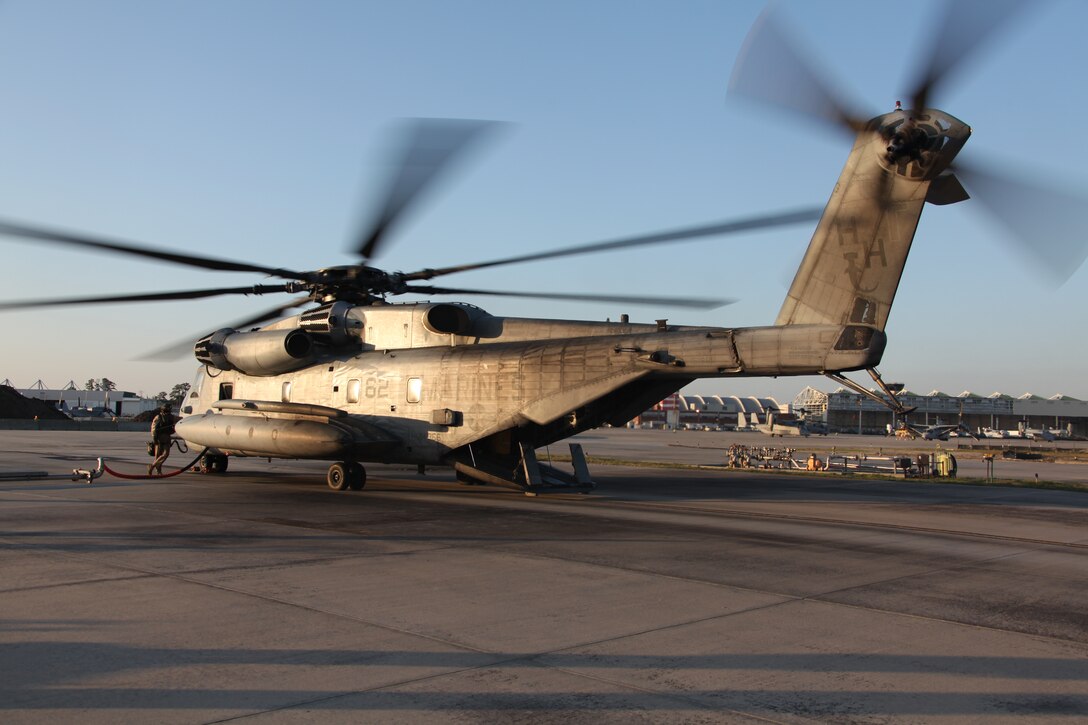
727,7,867,135
955,161,1088,284
138,297,311,361
405,285,734,310
909,0,1028,113
401,207,822,282
0,284,292,311
354,118,499,260
0,218,310,280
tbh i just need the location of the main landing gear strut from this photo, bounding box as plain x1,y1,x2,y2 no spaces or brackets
327,461,366,491
825,367,919,431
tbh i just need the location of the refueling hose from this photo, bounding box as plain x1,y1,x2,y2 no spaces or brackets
101,447,209,481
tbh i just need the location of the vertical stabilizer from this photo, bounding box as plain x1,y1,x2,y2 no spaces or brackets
776,109,971,330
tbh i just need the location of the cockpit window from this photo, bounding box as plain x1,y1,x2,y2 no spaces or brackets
191,368,206,397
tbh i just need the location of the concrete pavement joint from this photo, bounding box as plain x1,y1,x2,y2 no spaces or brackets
542,663,789,725
525,495,1088,550
7,483,1085,651
0,534,495,654
199,599,801,723
476,541,1088,650
0,571,152,596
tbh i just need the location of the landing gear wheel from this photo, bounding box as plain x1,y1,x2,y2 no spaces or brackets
347,462,367,491
200,454,229,474
327,463,350,491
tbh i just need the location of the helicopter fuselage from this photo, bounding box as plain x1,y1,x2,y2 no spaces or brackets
176,107,973,485
176,301,883,466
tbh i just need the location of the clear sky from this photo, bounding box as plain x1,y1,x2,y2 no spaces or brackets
0,0,1084,403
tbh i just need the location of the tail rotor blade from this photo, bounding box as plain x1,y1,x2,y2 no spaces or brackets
909,0,1029,112
728,7,867,134
956,160,1088,284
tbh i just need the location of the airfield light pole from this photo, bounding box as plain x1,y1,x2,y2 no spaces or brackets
858,397,863,436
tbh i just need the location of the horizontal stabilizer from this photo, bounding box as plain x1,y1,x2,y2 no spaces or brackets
926,172,970,206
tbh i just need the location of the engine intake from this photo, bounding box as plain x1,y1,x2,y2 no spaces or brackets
195,328,315,376
422,303,474,335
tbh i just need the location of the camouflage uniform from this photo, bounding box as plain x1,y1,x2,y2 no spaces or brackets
149,406,175,475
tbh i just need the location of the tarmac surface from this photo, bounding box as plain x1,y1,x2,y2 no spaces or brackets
1,429,1086,723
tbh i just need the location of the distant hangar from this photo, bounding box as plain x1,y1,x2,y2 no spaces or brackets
641,387,1088,437
798,387,1088,436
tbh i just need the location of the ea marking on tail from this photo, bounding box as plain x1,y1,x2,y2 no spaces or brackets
844,238,890,292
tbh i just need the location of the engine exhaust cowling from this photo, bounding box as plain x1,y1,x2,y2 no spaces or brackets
422,303,474,335
299,300,354,344
195,328,315,376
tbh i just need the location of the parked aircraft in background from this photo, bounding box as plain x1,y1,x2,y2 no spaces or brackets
974,426,1068,441
896,422,975,441
754,411,827,437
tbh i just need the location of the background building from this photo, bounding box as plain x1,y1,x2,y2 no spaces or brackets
803,388,1088,437
637,387,1088,437
635,392,786,429
6,380,159,418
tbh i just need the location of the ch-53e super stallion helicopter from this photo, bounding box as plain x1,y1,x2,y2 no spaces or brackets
0,2,1082,493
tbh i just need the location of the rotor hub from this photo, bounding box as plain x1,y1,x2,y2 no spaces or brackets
874,109,971,180
301,264,409,304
